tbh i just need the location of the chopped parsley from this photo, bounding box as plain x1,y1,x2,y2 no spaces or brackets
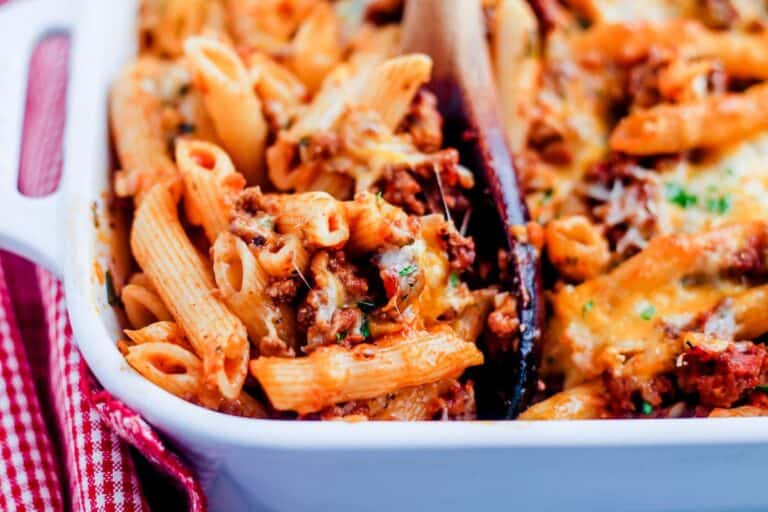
639,304,656,321
399,264,417,277
259,217,274,229
105,270,122,307
539,188,554,205
360,316,370,339
639,401,654,416
665,183,697,209
724,167,735,176
357,299,376,312
335,331,347,343
755,384,768,392
705,194,732,215
582,300,595,317
449,272,459,288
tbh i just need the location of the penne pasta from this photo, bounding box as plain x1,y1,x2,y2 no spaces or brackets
176,139,245,242
610,82,768,154
109,57,178,200
251,327,484,414
121,283,173,329
288,2,343,92
212,232,296,349
184,36,268,184
344,191,415,254
130,182,249,399
260,191,350,249
491,0,541,152
355,54,433,131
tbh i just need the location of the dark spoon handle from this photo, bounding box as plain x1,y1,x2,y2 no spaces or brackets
401,0,544,418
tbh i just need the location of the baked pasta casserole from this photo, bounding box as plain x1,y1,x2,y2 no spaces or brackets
107,0,768,421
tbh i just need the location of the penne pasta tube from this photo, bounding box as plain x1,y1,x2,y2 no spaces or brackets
355,54,433,131
125,341,203,399
176,139,245,242
610,82,768,155
572,19,768,79
109,57,178,199
125,339,267,417
519,382,608,420
257,233,310,278
184,36,268,184
344,192,415,254
212,232,295,348
288,2,342,92
286,64,351,141
260,191,350,249
130,182,249,399
733,284,768,340
124,320,191,350
491,0,541,152
151,0,227,57
121,283,173,329
247,52,307,107
251,326,484,413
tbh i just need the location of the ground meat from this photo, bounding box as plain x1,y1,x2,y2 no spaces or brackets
380,168,427,215
527,118,572,165
298,132,339,162
484,293,519,362
726,234,768,278
429,380,477,421
379,148,472,217
677,342,768,408
397,89,443,153
298,252,371,351
327,251,369,297
259,336,295,358
266,276,301,303
581,156,664,259
439,224,476,271
230,188,273,246
700,0,739,29
603,372,675,417
625,49,670,110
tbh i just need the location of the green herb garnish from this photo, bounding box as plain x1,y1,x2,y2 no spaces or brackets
358,299,376,312
539,188,554,205
639,401,654,416
665,183,698,209
582,300,594,317
705,194,732,215
399,264,417,277
640,304,656,321
105,270,122,307
336,331,347,343
755,384,768,392
449,272,459,288
360,316,370,339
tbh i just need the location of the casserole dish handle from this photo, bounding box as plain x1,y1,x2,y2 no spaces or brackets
0,0,70,276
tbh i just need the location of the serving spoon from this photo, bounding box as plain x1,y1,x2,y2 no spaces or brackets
400,0,544,418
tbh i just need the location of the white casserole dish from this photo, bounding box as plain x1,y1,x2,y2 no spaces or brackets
2,1,768,510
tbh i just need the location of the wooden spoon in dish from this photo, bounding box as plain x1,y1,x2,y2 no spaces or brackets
401,0,544,419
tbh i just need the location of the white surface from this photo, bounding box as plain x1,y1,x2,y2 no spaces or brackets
0,0,68,275
1,0,767,510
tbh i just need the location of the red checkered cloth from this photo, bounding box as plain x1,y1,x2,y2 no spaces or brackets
0,5,205,511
